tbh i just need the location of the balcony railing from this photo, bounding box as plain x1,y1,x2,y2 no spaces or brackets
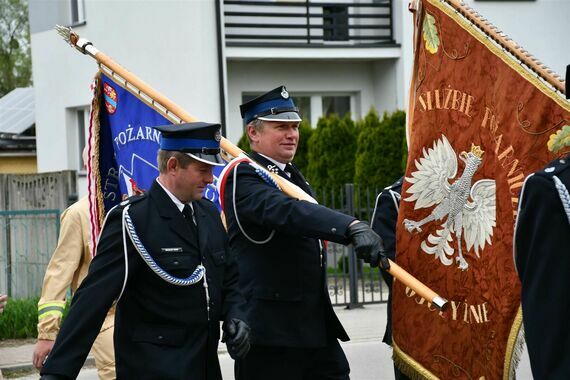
224,0,395,47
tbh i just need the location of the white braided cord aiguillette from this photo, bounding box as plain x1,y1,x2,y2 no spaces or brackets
253,165,281,190
553,175,570,226
124,211,205,286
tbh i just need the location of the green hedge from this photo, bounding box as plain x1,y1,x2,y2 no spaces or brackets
0,296,38,339
234,109,407,193
292,121,313,175
236,129,251,154
306,113,357,191
354,109,406,189
0,297,71,340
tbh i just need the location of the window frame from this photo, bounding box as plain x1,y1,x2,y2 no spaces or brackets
69,0,86,26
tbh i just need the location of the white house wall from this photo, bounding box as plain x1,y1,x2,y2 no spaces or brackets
30,0,221,196
226,59,400,143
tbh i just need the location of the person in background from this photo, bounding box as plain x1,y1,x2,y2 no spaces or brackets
370,177,411,380
0,294,6,313
515,153,570,380
0,294,7,379
33,147,116,379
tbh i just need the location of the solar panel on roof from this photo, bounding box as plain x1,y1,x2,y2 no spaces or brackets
0,87,35,135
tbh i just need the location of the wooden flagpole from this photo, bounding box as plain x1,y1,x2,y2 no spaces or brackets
55,25,448,311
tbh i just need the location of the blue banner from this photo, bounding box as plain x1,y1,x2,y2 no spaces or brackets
97,73,224,215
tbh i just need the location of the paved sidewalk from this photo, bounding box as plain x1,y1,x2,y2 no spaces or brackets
0,304,533,379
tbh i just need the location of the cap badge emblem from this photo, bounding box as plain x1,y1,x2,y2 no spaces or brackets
281,87,289,99
214,130,222,142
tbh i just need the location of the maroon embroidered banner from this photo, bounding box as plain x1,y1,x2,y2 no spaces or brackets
392,1,570,378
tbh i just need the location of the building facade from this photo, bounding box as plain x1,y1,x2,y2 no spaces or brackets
28,0,569,196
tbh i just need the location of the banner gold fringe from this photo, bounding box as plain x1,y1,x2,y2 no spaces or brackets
393,342,439,380
503,306,524,380
90,71,105,229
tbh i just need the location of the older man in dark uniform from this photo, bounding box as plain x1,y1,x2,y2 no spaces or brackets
40,122,250,380
222,86,385,380
515,153,570,380
370,177,411,380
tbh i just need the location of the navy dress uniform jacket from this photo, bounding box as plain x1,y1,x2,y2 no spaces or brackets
41,181,246,380
223,152,354,348
515,155,570,380
370,177,402,346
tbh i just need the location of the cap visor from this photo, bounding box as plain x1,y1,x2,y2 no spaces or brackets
257,111,302,122
187,153,226,166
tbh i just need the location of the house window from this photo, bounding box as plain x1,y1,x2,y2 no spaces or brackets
322,96,351,118
77,109,87,170
323,5,349,41
70,0,85,25
67,107,89,173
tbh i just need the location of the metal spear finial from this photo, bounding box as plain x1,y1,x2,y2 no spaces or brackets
54,24,94,55
55,25,73,45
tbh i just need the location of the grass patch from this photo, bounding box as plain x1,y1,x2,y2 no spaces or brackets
0,296,72,340
3,367,39,379
0,297,38,340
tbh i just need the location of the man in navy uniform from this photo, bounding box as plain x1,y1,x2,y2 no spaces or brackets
223,86,386,380
40,122,250,380
515,153,570,380
371,177,411,380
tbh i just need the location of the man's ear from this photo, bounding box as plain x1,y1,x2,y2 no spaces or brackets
166,156,179,173
247,124,259,145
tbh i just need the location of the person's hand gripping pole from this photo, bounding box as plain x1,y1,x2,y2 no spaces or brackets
347,221,448,311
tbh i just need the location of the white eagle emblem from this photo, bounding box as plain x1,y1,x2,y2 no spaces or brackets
403,135,496,271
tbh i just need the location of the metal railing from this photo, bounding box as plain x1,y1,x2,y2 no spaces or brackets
1,184,388,307
224,0,395,47
321,184,389,307
0,210,61,298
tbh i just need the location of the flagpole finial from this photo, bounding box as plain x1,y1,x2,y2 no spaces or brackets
55,25,74,45
54,25,96,56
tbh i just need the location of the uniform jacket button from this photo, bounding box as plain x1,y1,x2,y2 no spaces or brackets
274,292,280,299
331,227,337,233
157,335,163,340
173,261,179,265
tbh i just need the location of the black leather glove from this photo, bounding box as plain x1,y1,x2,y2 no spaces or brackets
347,221,388,268
222,318,251,360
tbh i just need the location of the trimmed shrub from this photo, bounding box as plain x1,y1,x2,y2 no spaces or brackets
354,109,406,189
232,110,407,195
236,130,251,154
292,121,313,175
306,114,357,193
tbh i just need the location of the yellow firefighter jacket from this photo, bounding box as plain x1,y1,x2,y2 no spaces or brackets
37,196,115,340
